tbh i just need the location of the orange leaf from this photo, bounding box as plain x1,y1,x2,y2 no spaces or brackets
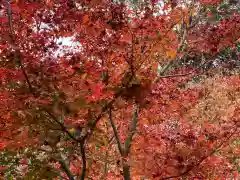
166,167,178,175
83,14,89,24
166,50,177,59
110,53,116,61
169,101,180,111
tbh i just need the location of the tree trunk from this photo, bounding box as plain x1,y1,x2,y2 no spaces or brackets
123,161,131,180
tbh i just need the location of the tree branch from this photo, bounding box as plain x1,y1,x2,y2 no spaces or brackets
6,0,34,93
58,157,75,180
155,18,188,82
7,0,14,41
109,104,139,180
124,104,139,156
42,107,79,142
79,140,87,180
102,149,109,180
108,108,124,155
154,6,204,83
154,57,215,83
80,70,135,142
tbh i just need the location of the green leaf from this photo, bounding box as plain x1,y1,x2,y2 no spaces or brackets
156,30,161,36
236,44,240,52
95,144,100,150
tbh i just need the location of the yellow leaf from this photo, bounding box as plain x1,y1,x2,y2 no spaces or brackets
190,8,196,16
166,50,177,59
68,128,75,133
81,73,87,79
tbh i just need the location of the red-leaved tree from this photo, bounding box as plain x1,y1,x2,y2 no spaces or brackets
0,0,239,179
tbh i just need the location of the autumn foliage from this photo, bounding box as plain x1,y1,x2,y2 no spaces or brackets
0,0,239,179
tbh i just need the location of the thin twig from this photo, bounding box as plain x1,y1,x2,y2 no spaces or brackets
6,0,34,93
7,0,14,41
154,19,188,82
80,70,135,142
154,57,214,83
154,6,204,82
42,108,79,142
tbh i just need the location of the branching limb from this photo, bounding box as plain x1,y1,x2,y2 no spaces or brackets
58,157,75,180
80,71,135,142
6,0,34,93
154,5,204,83
122,104,139,180
124,105,139,156
42,108,78,142
108,108,124,155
